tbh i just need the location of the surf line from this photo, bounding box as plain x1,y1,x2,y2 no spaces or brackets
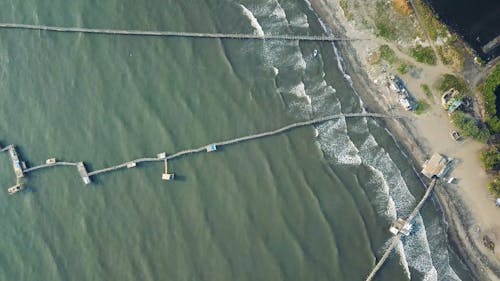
2,112,405,194
0,23,368,42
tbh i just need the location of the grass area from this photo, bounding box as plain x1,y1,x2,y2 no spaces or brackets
438,74,469,95
374,0,418,42
379,45,397,64
451,111,490,142
415,100,430,115
421,84,432,99
410,45,437,65
413,0,448,41
339,0,352,21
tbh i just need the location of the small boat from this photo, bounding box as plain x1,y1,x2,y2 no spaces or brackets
451,131,461,141
313,49,318,57
8,184,24,195
46,158,57,164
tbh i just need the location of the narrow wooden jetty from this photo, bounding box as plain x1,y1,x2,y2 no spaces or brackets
0,23,365,42
2,112,404,192
365,178,438,281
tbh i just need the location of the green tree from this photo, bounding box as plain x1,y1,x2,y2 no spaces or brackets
480,147,500,170
487,176,500,197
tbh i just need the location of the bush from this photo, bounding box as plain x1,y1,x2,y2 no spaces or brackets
480,147,500,170
438,74,469,94
481,65,500,132
379,45,397,64
487,175,500,197
415,100,430,115
421,84,432,98
451,112,490,142
411,45,437,65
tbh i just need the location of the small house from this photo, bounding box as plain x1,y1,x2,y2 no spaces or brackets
206,144,217,152
389,218,412,236
421,153,450,179
157,152,166,159
46,158,57,164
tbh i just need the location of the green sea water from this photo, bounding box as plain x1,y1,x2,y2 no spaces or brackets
0,0,474,280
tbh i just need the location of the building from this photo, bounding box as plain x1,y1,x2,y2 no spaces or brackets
421,153,450,179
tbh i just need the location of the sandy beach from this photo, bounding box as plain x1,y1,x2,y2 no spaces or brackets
308,0,500,279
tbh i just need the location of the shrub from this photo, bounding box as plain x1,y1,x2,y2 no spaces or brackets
410,45,437,65
415,100,430,115
451,112,490,142
487,175,500,197
438,74,469,94
481,65,500,132
480,147,500,170
421,84,432,98
379,45,397,64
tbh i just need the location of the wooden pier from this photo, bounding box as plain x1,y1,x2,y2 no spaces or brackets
365,178,438,281
0,23,366,42
2,112,404,193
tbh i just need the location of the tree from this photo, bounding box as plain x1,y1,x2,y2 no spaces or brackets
480,147,500,170
487,176,500,197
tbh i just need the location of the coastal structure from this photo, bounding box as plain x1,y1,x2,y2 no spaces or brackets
76,162,91,185
0,23,363,42
162,160,174,181
365,178,439,281
1,112,403,194
421,153,451,179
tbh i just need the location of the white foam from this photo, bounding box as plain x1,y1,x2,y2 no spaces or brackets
239,4,264,36
289,82,311,105
290,14,309,28
316,118,362,165
272,67,279,76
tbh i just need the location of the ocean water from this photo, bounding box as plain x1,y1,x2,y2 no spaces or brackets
0,0,473,280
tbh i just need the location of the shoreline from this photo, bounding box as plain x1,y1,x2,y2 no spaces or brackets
308,0,500,280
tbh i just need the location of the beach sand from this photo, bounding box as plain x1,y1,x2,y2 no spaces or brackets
308,0,500,279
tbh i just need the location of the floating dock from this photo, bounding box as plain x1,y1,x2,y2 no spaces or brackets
76,162,91,185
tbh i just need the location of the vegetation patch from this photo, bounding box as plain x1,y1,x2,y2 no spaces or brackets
480,65,500,133
438,74,469,95
480,146,500,170
413,0,448,41
339,0,352,21
379,45,398,64
420,84,432,99
410,45,437,65
488,177,500,197
415,100,430,115
451,112,489,142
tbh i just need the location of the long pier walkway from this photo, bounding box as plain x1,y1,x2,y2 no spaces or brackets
0,23,364,42
2,113,403,185
365,178,439,281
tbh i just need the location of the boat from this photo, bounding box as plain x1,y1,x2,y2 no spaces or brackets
8,184,24,195
451,131,461,141
46,158,57,164
313,49,318,57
